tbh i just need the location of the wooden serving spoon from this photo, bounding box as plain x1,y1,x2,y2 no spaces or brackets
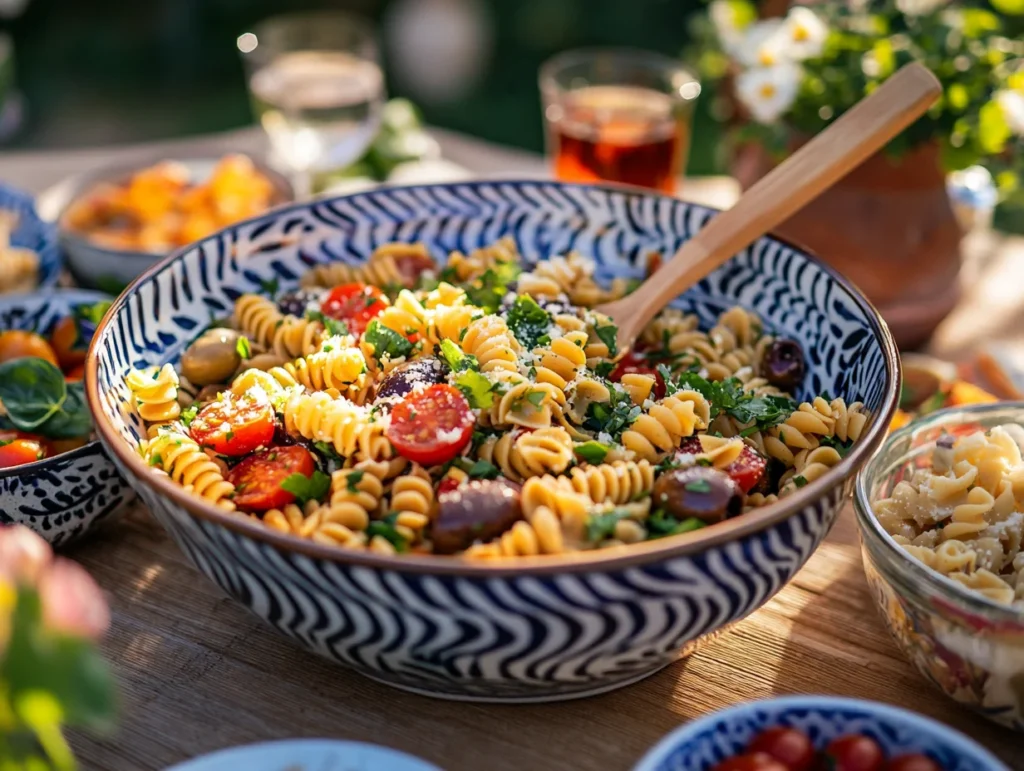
595,62,943,354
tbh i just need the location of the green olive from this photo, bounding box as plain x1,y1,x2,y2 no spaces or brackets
180,329,243,386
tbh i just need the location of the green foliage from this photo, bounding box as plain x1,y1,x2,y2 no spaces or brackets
363,320,413,363
0,359,92,440
505,295,551,349
279,470,331,504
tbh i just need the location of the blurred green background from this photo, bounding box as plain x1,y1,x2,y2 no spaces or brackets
0,0,721,173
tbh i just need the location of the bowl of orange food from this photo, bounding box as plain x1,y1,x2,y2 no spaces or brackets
47,154,291,291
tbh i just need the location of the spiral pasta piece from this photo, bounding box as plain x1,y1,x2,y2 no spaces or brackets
444,236,518,282
541,460,655,507
533,331,588,391
389,465,435,537
322,459,388,530
464,506,564,558
461,315,520,375
125,364,181,425
282,389,387,460
142,429,235,509
300,242,429,289
479,427,574,481
621,391,711,461
235,294,324,359
284,336,369,393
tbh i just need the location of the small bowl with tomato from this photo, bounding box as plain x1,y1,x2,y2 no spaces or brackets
633,695,1007,771
0,289,135,545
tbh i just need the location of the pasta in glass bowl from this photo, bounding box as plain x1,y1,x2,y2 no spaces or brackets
87,180,899,701
855,402,1024,733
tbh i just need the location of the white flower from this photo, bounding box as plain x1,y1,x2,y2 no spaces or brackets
734,19,788,68
709,0,746,56
997,89,1024,136
896,0,948,16
735,62,803,124
783,7,828,61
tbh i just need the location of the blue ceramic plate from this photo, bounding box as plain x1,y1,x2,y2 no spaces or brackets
0,289,135,545
633,696,1008,771
165,740,441,771
0,182,61,289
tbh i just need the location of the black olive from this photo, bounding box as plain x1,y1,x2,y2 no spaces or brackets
375,357,450,402
652,466,742,524
761,338,806,391
277,288,325,318
432,479,522,554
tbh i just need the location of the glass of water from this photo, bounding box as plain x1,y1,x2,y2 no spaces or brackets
238,11,385,199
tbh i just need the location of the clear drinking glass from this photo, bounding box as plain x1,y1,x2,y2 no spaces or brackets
539,49,700,195
238,11,385,199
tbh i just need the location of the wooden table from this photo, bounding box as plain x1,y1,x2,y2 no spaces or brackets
3,129,1022,771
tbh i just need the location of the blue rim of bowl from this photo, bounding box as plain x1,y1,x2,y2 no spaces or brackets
53,154,294,261
855,401,1024,624
633,695,1008,771
0,288,113,487
85,179,902,576
0,183,61,288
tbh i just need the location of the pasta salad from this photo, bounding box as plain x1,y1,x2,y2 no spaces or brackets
126,239,868,558
875,424,1024,608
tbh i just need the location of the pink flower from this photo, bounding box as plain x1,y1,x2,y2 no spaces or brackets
38,558,110,641
0,525,52,584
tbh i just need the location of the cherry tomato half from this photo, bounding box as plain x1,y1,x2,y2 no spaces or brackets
823,735,886,771
712,753,788,771
0,331,59,367
676,437,767,494
227,445,316,512
437,477,462,496
50,316,87,371
0,438,48,469
387,384,474,466
611,350,666,401
190,394,276,456
321,283,387,336
747,727,815,771
885,755,942,771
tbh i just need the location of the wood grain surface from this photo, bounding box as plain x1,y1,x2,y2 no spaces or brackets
62,503,1021,771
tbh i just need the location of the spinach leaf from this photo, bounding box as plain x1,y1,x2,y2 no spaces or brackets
305,309,349,338
586,508,633,543
38,381,93,439
363,320,413,362
594,321,619,357
582,384,640,442
280,470,332,504
0,358,68,430
367,513,409,552
505,295,551,349
464,262,521,313
574,441,609,465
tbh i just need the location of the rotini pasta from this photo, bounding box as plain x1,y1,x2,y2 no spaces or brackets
125,364,182,425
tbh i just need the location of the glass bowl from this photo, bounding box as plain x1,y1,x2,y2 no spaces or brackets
855,402,1024,732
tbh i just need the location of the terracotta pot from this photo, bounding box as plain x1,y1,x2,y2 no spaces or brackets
732,140,963,350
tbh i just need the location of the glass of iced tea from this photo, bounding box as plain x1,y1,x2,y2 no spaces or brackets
540,49,700,194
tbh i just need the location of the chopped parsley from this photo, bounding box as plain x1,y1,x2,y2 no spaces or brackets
259,277,280,296
660,365,796,433
313,440,343,461
574,440,609,465
439,339,479,372
464,262,521,313
149,453,163,467
367,513,409,552
467,459,501,480
280,470,331,504
646,509,706,538
684,478,712,494
792,475,808,488
363,320,413,362
345,469,365,493
582,384,640,442
454,370,495,409
696,457,713,467
235,336,252,359
180,403,199,428
305,309,349,338
506,294,551,349
593,361,616,379
594,321,619,358
819,435,854,458
586,508,633,543
524,390,546,408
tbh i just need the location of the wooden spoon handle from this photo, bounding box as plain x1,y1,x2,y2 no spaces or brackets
611,62,942,345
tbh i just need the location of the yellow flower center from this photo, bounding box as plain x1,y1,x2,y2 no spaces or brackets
793,24,809,42
758,50,776,66
759,83,777,100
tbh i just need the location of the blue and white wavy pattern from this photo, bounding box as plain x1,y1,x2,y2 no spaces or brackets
639,697,1007,771
95,181,892,700
0,290,134,546
0,184,62,288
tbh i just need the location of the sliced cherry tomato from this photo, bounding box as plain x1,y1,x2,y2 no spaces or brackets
885,755,942,771
227,445,316,512
611,351,667,401
189,394,276,456
712,753,788,771
437,477,462,496
65,364,86,381
747,727,815,771
0,331,59,367
676,437,767,493
50,316,87,370
321,283,387,336
387,384,474,466
823,735,886,771
0,438,48,468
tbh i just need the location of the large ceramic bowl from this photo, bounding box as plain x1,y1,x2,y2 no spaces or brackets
0,289,135,545
86,181,899,702
36,155,292,292
0,182,61,290
633,695,1008,771
856,402,1024,732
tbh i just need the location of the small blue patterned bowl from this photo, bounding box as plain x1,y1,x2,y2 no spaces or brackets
633,696,1008,771
0,289,135,546
0,183,61,290
87,181,900,702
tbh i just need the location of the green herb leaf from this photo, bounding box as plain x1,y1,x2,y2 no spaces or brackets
0,357,68,430
505,294,551,349
280,470,331,504
363,320,413,362
792,475,808,488
313,440,343,461
668,370,795,433
467,459,501,480
454,370,494,409
259,277,280,297
345,469,365,493
235,336,252,360
819,435,853,458
180,403,199,428
464,262,521,313
593,361,616,378
439,339,479,372
594,322,619,358
37,381,93,439
574,441,609,465
367,513,409,552
525,390,546,408
646,509,707,539
586,508,632,543
582,384,640,442
685,478,712,494
305,309,350,338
